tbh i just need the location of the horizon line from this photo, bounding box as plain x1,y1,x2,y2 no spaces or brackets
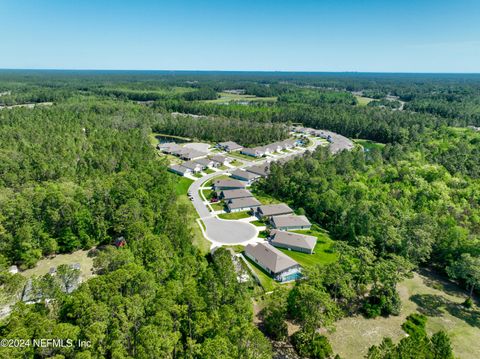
0,68,479,75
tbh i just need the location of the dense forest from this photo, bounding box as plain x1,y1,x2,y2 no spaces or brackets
0,71,479,358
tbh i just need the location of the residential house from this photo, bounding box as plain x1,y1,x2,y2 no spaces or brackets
256,203,294,219
181,161,203,173
271,215,312,230
245,242,301,282
269,229,317,254
168,164,191,176
195,158,215,169
230,169,260,185
161,143,183,154
179,149,208,161
226,197,261,213
245,163,270,178
213,179,247,191
217,141,243,152
219,189,253,201
210,154,230,166
241,147,265,158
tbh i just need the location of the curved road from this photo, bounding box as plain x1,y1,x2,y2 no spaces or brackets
188,131,353,248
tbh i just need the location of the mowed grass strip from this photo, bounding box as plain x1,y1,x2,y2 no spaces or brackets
278,229,337,268
218,211,251,220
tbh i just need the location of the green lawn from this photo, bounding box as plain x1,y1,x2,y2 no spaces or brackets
228,152,262,162
193,173,203,178
250,188,284,205
218,211,251,220
251,220,266,227
353,139,386,151
204,168,215,174
218,165,229,170
229,160,242,166
278,229,337,268
205,92,277,104
201,188,215,200
355,95,374,106
203,174,231,188
211,202,225,211
244,255,278,292
174,177,194,195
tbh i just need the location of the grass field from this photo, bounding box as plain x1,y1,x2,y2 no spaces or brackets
355,95,374,106
174,176,194,195
244,256,278,292
173,177,210,254
278,229,337,268
218,211,251,220
205,92,277,104
327,271,480,359
251,220,266,227
211,202,225,211
250,188,284,205
22,249,95,280
228,152,262,162
354,139,386,151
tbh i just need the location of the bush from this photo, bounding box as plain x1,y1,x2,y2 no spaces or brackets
263,307,288,341
292,329,333,359
402,313,427,337
362,285,401,318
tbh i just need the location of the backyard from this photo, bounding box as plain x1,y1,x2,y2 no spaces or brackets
218,211,252,220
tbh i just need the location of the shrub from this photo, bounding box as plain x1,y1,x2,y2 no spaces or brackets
292,329,333,359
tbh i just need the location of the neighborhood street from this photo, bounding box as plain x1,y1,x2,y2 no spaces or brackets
187,132,353,249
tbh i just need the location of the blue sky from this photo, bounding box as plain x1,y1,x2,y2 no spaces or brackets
0,0,479,72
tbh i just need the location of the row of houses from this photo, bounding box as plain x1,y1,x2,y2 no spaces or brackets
169,154,230,176
158,142,210,161
292,126,333,142
240,138,302,158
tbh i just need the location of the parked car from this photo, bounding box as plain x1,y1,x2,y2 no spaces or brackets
210,198,219,203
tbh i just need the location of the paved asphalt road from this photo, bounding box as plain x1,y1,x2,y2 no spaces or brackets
187,132,353,248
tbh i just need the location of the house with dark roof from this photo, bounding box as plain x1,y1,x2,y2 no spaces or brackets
271,215,312,230
226,197,261,213
269,229,317,254
217,141,243,152
181,161,203,173
213,179,247,191
168,164,192,176
256,203,294,219
230,169,260,185
246,163,270,178
161,143,183,154
179,149,208,161
219,189,253,201
245,242,301,282
241,147,265,158
195,158,215,169
210,154,230,166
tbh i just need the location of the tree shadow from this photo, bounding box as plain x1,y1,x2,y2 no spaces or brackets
410,294,446,317
410,293,480,328
418,268,467,298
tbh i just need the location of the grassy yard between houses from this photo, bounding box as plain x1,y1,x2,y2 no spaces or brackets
218,211,251,220
201,188,215,200
278,229,337,268
251,220,265,227
211,202,225,211
250,188,284,205
193,173,203,178
228,152,262,162
326,271,480,359
218,164,229,170
244,255,278,292
204,168,215,174
174,176,194,196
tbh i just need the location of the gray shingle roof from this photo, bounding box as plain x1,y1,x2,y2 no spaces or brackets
245,242,299,274
195,158,213,166
181,161,202,170
210,154,228,164
270,230,317,252
181,149,207,159
245,164,270,177
231,169,259,181
213,179,247,189
220,189,253,200
218,141,243,151
227,197,261,210
257,203,294,217
168,164,190,174
271,215,311,228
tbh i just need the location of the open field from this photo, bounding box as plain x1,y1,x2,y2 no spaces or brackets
22,249,95,280
327,271,480,359
355,95,374,106
278,229,337,267
218,211,251,220
353,139,386,151
174,177,210,254
205,92,277,104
